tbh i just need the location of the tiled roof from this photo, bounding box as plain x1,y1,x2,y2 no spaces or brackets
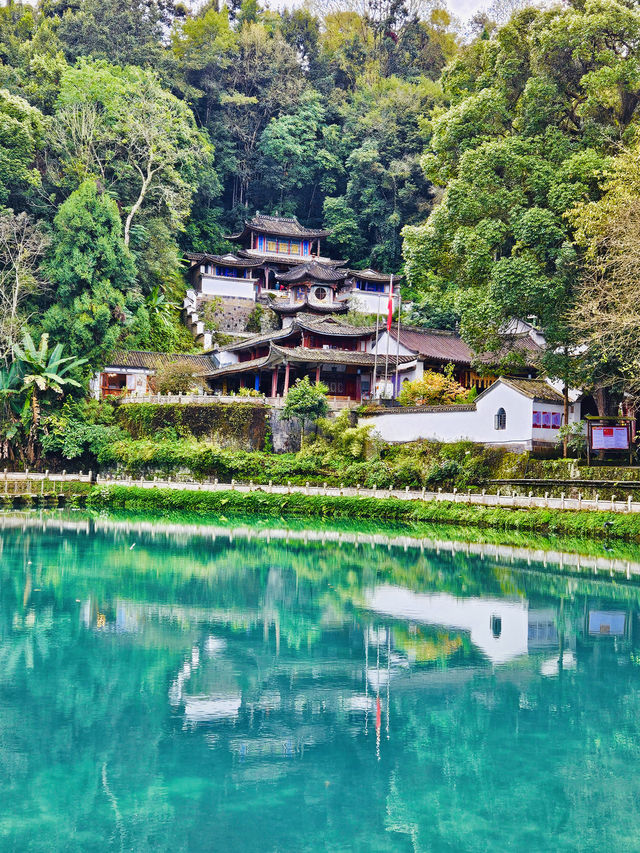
296,315,378,337
218,326,295,353
277,261,348,283
271,345,414,367
219,315,375,355
498,378,564,403
348,267,403,283
236,249,346,266
391,327,542,367
105,350,214,373
271,299,349,315
205,343,415,377
186,252,263,269
393,327,475,364
229,214,330,241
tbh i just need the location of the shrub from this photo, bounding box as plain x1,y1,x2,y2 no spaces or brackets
152,362,204,394
398,368,470,407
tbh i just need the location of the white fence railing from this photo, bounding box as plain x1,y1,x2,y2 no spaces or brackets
93,475,640,514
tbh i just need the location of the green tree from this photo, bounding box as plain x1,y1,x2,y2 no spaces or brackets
53,0,178,68
54,59,213,247
403,1,640,392
0,88,44,208
41,179,147,371
281,375,329,442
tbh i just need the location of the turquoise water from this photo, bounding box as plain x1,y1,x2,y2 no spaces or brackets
1,512,640,852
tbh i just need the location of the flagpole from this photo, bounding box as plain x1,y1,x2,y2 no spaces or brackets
372,291,381,400
384,275,393,397
394,290,402,397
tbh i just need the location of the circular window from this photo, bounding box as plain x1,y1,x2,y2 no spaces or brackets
315,287,327,301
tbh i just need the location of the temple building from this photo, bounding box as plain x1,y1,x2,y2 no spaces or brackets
183,213,399,346
373,323,544,395
205,315,415,400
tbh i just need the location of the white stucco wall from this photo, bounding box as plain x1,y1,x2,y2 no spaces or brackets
348,291,389,315
360,380,581,448
370,331,415,356
200,275,256,300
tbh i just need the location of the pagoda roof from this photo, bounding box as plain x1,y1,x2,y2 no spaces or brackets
204,342,414,378
236,249,347,267
296,314,378,337
276,261,348,284
348,267,403,283
186,252,263,269
270,345,414,367
228,214,330,242
215,315,378,356
270,299,349,316
217,325,296,353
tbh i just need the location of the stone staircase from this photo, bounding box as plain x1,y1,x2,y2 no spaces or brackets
183,291,260,349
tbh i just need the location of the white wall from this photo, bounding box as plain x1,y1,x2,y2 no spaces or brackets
370,330,415,356
360,381,575,448
200,275,256,300
348,291,389,315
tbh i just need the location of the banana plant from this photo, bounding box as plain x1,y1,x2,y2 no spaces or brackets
12,333,87,463
147,285,179,329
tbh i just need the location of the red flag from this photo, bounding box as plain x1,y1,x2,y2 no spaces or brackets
386,290,393,332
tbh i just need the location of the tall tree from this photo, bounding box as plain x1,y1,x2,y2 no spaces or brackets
567,144,640,408
403,0,640,384
53,59,213,247
41,179,148,371
0,88,44,209
0,211,49,364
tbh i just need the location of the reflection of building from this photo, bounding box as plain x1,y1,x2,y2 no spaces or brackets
367,586,530,665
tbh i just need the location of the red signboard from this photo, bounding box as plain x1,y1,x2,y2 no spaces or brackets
591,425,629,451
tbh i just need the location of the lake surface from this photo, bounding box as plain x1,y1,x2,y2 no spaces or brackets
1,511,640,852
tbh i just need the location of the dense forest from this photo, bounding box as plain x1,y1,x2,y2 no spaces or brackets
0,0,640,461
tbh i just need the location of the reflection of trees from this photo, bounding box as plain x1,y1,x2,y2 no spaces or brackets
1,516,640,848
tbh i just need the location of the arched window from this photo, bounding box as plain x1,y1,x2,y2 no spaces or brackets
495,407,506,430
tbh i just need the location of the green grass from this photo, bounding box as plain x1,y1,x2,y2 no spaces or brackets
86,485,640,541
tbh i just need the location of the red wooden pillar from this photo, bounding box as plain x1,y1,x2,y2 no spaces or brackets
284,362,291,395
315,366,321,384
271,369,278,398
239,375,245,389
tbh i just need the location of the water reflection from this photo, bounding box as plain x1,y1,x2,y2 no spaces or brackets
1,512,640,851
